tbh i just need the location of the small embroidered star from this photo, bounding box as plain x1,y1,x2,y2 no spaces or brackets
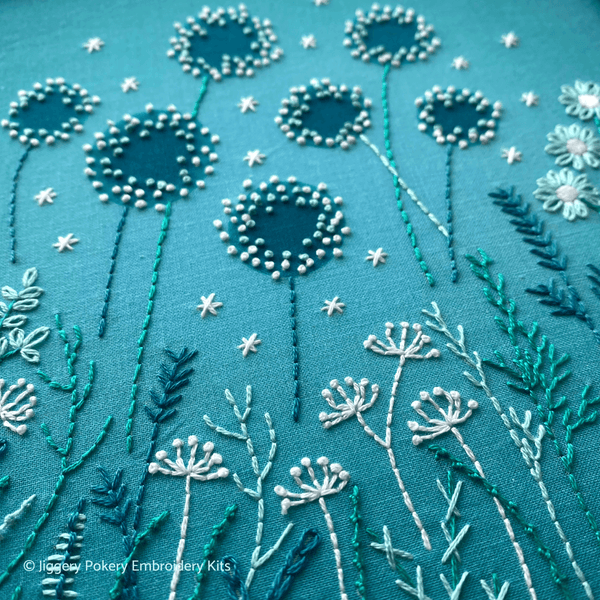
501,147,522,164
197,293,223,318
366,248,388,267
121,77,139,93
83,37,104,53
238,96,259,113
500,32,519,48
244,150,266,167
520,91,539,107
322,297,345,316
301,35,317,49
34,187,56,206
238,334,261,357
53,233,79,252
451,56,469,70
314,0,329,5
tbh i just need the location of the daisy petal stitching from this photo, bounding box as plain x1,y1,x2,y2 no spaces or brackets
534,167,600,221
559,80,600,121
545,124,600,171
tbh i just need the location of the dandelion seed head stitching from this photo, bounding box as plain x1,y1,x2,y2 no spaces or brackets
84,105,219,211
416,86,502,149
217,177,349,280
344,4,440,67
1,79,100,148
275,78,371,149
167,4,283,81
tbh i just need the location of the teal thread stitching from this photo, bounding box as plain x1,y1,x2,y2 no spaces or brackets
0,440,8,491
444,472,460,589
205,386,293,590
424,302,595,599
430,445,571,599
445,144,458,282
381,64,434,286
188,503,237,600
126,202,171,453
290,278,300,421
8,147,30,264
587,263,600,301
367,526,413,587
466,249,600,547
0,316,111,589
0,267,49,366
481,575,510,600
349,486,365,600
109,510,169,600
10,586,21,600
191,76,209,120
98,206,128,338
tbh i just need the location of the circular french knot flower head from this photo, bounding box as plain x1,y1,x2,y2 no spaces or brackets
218,176,349,280
83,105,219,211
416,85,502,149
2,78,100,148
275,78,371,149
344,4,440,66
168,4,283,81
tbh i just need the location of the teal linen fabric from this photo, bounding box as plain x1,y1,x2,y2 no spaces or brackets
1,1,600,599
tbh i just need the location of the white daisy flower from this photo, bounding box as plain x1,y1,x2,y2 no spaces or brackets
558,80,600,121
545,124,600,171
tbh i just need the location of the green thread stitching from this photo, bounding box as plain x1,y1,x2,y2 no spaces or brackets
10,585,21,600
191,76,209,120
466,249,600,547
188,503,238,600
349,486,366,599
0,317,112,589
446,471,460,589
126,202,172,453
381,64,434,286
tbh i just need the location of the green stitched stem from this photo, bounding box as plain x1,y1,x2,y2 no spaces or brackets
188,503,238,600
126,203,172,453
446,471,460,589
366,528,413,587
430,445,571,599
493,573,501,597
467,249,600,546
0,301,14,330
10,586,21,600
349,486,366,599
191,76,209,120
381,63,434,286
595,116,600,137
0,476,8,490
37,315,78,391
109,510,169,600
0,320,111,590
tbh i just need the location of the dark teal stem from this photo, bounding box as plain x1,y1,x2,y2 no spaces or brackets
9,146,31,264
191,76,209,120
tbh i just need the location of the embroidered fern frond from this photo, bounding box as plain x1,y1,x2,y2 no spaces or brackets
40,498,86,599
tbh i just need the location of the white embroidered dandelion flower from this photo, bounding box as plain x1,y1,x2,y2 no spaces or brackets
534,168,600,222
559,80,600,121
545,124,600,171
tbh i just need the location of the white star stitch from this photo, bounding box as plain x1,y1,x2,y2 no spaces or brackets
197,293,223,318
520,91,539,107
451,56,469,70
501,32,519,48
300,35,317,49
238,96,259,113
366,248,388,267
53,234,79,252
83,38,104,53
322,297,345,316
238,334,261,357
121,77,139,93
243,150,266,167
34,188,56,206
501,147,522,164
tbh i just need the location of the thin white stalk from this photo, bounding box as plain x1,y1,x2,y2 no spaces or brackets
319,497,347,600
169,474,191,600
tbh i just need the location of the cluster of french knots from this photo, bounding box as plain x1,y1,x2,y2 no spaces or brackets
534,80,600,222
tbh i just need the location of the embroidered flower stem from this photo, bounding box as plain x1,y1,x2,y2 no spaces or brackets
381,64,434,286
409,388,537,600
188,503,237,600
98,205,129,338
191,76,209,120
349,486,366,600
8,147,30,264
359,133,449,237
322,322,439,550
466,249,600,546
290,278,300,421
126,202,172,453
205,386,293,590
423,302,595,599
0,318,112,589
0,494,36,541
445,144,457,282
430,445,571,599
